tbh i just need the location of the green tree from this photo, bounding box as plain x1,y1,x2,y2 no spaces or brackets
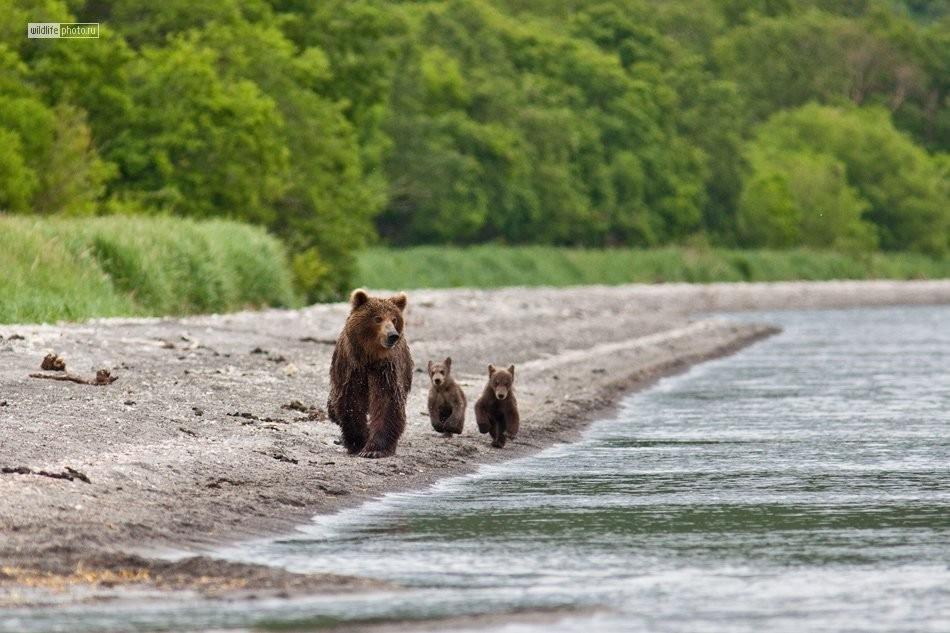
187,17,383,300
738,150,875,251
107,38,289,224
378,0,707,247
0,128,35,212
740,104,948,254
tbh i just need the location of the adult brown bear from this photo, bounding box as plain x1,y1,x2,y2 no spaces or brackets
327,289,413,458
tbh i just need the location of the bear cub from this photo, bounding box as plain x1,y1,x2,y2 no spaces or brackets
475,364,520,448
427,357,466,436
327,289,413,458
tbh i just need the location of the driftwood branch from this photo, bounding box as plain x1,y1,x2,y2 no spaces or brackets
29,369,117,386
1,466,90,483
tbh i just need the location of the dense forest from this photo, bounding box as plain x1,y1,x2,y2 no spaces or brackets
1,0,948,298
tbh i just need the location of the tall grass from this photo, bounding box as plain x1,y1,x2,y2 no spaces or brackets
356,245,950,289
0,215,298,324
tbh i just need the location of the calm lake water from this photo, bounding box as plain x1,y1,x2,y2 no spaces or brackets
7,305,949,632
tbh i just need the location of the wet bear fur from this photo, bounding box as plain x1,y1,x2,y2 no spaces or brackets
327,289,413,458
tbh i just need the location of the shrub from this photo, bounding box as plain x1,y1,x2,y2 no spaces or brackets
0,214,298,324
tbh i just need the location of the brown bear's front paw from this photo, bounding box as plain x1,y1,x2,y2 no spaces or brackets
357,447,394,459
490,437,506,449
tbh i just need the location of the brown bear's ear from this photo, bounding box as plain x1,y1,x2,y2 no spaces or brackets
488,364,496,376
508,364,515,377
427,360,433,373
350,288,369,309
390,292,408,312
444,357,452,370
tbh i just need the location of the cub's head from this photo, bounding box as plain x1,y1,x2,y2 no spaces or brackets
487,364,515,400
428,357,452,387
347,289,408,356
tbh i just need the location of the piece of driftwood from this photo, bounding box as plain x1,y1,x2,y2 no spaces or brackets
29,369,117,386
1,465,90,483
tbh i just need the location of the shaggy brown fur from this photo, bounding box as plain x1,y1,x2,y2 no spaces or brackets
327,289,413,458
427,357,466,436
474,364,519,448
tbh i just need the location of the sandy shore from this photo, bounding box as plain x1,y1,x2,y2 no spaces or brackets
1,280,949,606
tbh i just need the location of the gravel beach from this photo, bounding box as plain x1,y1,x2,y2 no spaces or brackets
1,280,948,606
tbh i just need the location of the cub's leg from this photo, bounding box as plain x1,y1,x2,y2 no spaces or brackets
442,404,464,435
429,404,446,434
436,406,452,437
506,407,520,441
490,415,507,448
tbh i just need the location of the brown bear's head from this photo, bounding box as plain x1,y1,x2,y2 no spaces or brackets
428,357,452,387
347,289,408,359
487,364,515,400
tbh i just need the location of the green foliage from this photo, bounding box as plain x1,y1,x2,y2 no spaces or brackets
740,104,949,254
714,11,855,121
1,0,387,303
356,245,950,289
0,214,298,324
107,38,288,223
738,150,876,251
713,5,949,150
34,103,116,215
0,0,947,313
0,45,115,215
0,128,35,212
378,0,707,247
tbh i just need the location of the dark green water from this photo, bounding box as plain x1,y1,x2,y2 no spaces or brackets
6,306,949,632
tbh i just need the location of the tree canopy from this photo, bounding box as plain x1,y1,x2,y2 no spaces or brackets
1,0,947,297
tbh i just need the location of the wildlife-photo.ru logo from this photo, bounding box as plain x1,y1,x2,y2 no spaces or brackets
27,23,100,39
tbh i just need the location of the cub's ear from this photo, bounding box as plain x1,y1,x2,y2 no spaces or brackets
488,364,496,376
427,360,433,372
350,288,369,309
444,357,452,370
390,292,408,312
508,364,515,377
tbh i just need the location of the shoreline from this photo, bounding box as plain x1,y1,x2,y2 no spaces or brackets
2,280,949,607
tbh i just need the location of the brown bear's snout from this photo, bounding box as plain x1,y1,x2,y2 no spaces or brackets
494,387,508,400
382,322,400,348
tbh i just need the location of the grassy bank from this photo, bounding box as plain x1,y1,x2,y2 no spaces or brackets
355,246,950,289
0,215,297,324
